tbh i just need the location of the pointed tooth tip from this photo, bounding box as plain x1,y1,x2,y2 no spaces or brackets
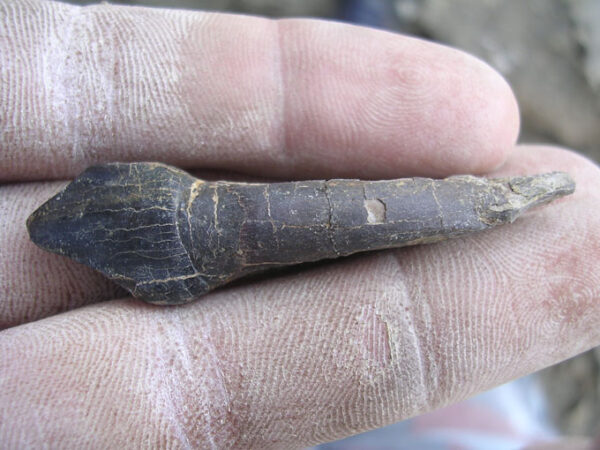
26,201,44,236
26,205,51,250
26,193,69,254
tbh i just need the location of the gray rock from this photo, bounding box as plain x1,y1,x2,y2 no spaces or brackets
568,0,600,92
394,0,600,161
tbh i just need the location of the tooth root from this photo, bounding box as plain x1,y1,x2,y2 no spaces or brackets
26,163,575,305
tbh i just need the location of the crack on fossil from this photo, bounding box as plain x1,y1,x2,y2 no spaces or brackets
176,183,204,280
324,181,341,257
430,181,444,229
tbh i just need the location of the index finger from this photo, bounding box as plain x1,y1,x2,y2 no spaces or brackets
0,0,519,181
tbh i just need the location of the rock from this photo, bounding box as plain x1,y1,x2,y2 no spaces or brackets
393,0,600,161
568,0,600,92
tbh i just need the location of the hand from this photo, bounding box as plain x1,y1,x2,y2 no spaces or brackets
1,1,599,447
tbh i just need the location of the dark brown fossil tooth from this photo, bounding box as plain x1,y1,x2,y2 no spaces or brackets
26,162,575,305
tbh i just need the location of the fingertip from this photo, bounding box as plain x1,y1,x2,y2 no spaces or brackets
449,52,520,175
279,22,521,178
380,40,521,176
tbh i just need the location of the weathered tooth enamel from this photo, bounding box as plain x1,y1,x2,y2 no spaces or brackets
26,162,575,305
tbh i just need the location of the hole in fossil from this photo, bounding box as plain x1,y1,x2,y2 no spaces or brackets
364,199,386,224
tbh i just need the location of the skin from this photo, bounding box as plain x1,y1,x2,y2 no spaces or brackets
0,1,599,448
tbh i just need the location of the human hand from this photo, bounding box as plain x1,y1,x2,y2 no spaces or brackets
1,1,599,448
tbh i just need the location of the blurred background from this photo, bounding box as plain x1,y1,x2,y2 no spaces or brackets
65,0,600,442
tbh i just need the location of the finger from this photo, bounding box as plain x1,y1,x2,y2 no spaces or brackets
2,146,598,448
1,1,518,182
0,182,126,330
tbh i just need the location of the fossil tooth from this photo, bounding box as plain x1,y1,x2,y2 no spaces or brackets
26,162,575,305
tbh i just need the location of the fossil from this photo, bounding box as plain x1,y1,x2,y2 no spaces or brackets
27,162,575,305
